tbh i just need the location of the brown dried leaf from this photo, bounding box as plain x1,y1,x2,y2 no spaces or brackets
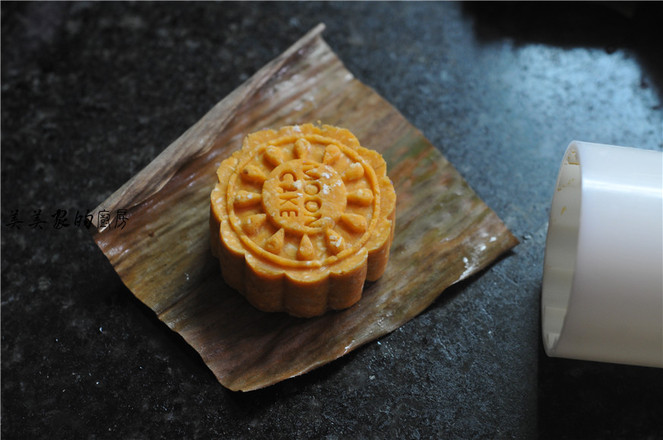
91,24,518,391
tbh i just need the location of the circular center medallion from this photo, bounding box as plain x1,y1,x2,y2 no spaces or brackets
262,159,347,235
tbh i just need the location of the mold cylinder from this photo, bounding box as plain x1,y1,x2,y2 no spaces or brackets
542,141,663,367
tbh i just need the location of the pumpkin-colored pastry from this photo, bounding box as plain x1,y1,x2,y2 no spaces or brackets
210,124,396,317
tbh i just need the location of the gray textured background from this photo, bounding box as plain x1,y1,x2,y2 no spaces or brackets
2,2,662,438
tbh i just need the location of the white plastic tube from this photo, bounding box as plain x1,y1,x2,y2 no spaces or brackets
542,141,663,367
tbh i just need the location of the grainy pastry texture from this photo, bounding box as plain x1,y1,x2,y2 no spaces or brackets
210,124,396,317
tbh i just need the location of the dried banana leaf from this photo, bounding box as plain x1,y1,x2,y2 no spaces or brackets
91,24,518,391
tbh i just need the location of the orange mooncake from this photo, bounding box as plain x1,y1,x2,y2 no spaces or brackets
210,124,396,317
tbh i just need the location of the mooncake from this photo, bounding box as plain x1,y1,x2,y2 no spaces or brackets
210,124,396,317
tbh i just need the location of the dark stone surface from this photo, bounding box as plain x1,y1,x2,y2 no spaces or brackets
2,2,662,438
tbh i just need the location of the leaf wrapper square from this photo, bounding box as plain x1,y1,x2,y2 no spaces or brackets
91,24,518,391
